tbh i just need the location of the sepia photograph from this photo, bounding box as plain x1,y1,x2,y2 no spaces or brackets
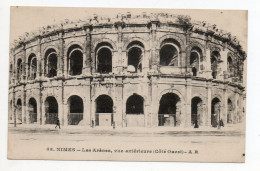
7,6,247,162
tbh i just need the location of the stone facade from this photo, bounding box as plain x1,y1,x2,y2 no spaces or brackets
8,13,246,128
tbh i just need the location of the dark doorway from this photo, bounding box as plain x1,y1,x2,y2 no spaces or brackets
211,51,220,79
68,46,83,76
97,48,112,74
227,57,233,77
17,99,22,123
28,98,37,124
17,59,23,81
211,97,221,127
158,93,180,126
28,54,37,80
68,95,83,125
190,51,199,76
95,95,113,126
191,97,202,125
45,96,58,124
126,94,144,114
127,47,142,73
45,49,57,78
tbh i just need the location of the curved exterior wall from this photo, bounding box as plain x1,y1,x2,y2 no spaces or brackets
8,13,246,128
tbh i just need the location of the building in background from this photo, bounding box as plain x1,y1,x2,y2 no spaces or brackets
8,12,246,128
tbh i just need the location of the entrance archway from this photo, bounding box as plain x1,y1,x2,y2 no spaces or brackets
126,94,144,127
28,98,37,124
95,95,113,126
211,97,221,127
158,93,181,126
45,96,58,124
191,97,203,126
16,99,22,123
68,95,83,125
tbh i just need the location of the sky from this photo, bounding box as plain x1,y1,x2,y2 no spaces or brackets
10,7,247,53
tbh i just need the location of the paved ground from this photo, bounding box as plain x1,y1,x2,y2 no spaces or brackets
7,123,245,162
8,123,245,137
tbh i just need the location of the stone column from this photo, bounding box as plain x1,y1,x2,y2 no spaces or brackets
22,45,27,81
222,87,228,124
185,78,192,127
91,52,96,74
12,89,16,126
233,90,238,124
22,86,26,124
150,76,158,127
116,23,123,73
114,77,123,127
36,38,42,79
204,48,212,79
59,100,69,126
84,26,92,74
206,82,212,126
150,21,159,71
219,49,228,80
57,32,64,77
142,50,150,73
90,84,96,126
201,103,207,126
84,79,91,126
37,94,41,124
40,51,45,78
143,77,150,127
25,60,29,81
39,82,43,125
25,96,30,124
41,96,46,124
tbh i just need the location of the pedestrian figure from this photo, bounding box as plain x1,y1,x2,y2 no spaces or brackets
55,118,61,129
219,119,224,127
91,120,94,128
194,119,199,128
113,121,115,129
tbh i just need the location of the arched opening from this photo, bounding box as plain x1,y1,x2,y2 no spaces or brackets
17,59,23,81
211,51,220,79
190,47,201,76
28,98,37,124
68,95,84,125
191,97,203,126
160,44,178,66
28,54,37,80
45,49,57,78
127,41,144,73
96,46,112,74
125,94,144,127
16,99,22,123
227,99,233,124
68,45,83,76
95,95,113,126
227,56,233,77
126,94,144,114
45,96,58,124
158,93,181,126
211,97,221,127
